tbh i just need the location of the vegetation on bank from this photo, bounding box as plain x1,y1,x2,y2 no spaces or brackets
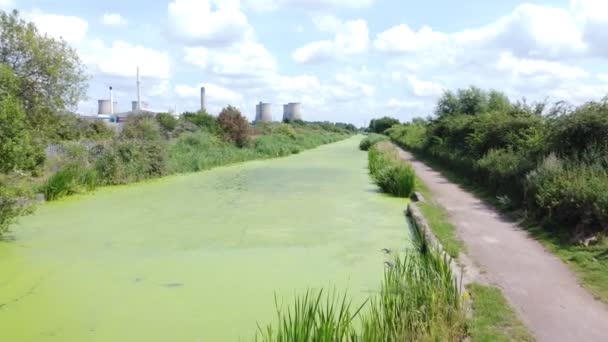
468,284,534,342
256,234,466,341
368,142,415,198
379,87,608,302
0,10,356,238
358,134,388,151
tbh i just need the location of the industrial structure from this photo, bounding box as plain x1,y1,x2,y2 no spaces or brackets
255,102,273,122
200,87,206,112
283,102,302,122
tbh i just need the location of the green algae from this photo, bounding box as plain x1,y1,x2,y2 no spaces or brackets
0,136,412,341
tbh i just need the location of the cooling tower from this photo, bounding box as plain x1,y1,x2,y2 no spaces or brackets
283,104,290,121
288,103,302,121
255,102,272,122
98,100,118,115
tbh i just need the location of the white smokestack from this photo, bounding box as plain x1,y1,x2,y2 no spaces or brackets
136,66,141,111
109,86,114,114
200,86,206,112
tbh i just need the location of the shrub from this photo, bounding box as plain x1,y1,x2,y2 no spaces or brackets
368,142,415,197
41,163,98,201
549,99,608,156
476,148,534,199
217,106,251,147
96,139,167,185
156,113,178,136
121,113,163,141
368,116,400,134
359,134,388,151
525,155,608,236
0,89,43,173
182,111,220,134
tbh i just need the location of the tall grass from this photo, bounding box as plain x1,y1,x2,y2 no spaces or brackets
368,142,415,197
359,134,388,151
256,246,466,341
41,163,98,200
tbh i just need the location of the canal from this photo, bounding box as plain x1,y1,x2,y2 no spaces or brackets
0,136,412,341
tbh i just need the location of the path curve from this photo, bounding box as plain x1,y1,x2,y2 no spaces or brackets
399,149,608,342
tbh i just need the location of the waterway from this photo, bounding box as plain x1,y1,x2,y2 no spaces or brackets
0,136,412,341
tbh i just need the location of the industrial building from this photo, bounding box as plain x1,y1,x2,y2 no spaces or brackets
255,102,273,122
283,102,302,122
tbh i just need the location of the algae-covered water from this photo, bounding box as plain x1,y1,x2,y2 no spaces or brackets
0,136,412,341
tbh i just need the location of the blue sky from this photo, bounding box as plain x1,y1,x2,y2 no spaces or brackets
3,0,608,125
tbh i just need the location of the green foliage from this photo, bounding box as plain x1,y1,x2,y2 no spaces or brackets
156,113,178,136
217,106,251,147
256,290,363,341
548,99,608,156
435,87,512,118
468,284,534,342
257,247,466,341
0,85,43,172
54,113,115,141
121,113,163,141
168,132,257,173
0,10,88,140
525,155,608,235
41,163,98,201
182,111,220,134
368,142,415,198
358,134,388,151
96,138,167,185
368,117,400,134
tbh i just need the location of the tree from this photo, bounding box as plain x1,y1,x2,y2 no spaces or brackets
0,64,43,172
217,106,251,147
0,10,88,139
369,117,400,134
182,111,220,134
156,112,178,137
121,113,163,141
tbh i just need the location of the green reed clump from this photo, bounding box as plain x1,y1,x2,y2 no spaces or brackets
368,142,415,197
359,134,388,151
256,248,467,341
41,163,98,200
256,289,364,342
359,250,466,341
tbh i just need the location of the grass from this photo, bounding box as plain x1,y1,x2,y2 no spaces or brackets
358,134,388,151
257,235,468,341
414,175,464,258
468,284,534,342
368,142,415,198
406,148,608,304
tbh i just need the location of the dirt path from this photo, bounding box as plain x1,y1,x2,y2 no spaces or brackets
399,149,608,342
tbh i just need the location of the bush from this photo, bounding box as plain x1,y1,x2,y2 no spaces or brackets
217,106,251,147
121,113,163,141
368,142,415,197
96,139,167,185
41,163,98,200
368,116,400,134
156,113,178,136
182,111,220,134
359,134,388,151
549,99,608,156
476,148,534,199
525,155,608,236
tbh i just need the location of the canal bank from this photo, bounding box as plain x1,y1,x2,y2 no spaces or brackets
0,136,412,341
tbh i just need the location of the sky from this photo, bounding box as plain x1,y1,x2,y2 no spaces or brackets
2,0,608,125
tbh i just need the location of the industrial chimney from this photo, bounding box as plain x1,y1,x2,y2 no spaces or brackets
200,87,206,112
136,67,141,111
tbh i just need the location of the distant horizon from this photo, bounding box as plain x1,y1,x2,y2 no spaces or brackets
5,0,608,124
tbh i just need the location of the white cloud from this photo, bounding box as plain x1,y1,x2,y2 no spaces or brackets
0,0,14,9
82,40,171,79
175,83,243,104
184,41,277,77
313,14,342,32
374,24,447,54
293,19,369,63
102,13,128,27
168,0,252,46
598,73,608,83
245,0,373,12
407,76,444,97
496,52,589,80
25,10,88,43
387,98,425,110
